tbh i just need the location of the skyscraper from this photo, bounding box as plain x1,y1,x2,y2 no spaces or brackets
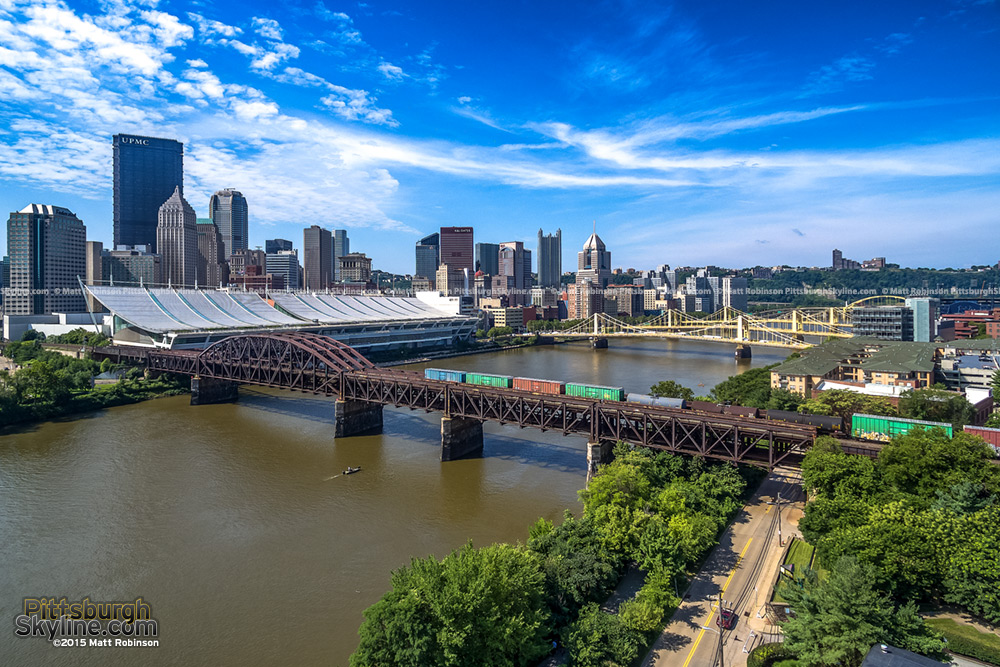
499,241,531,306
197,219,227,287
209,189,249,259
156,186,198,288
475,242,500,277
113,134,183,252
577,226,611,288
266,250,300,290
333,229,350,282
304,225,332,290
265,238,292,254
439,227,474,275
537,228,562,288
415,233,440,281
6,204,87,314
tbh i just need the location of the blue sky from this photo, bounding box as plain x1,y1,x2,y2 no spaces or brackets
0,0,998,274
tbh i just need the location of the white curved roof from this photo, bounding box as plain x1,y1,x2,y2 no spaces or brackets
84,285,458,334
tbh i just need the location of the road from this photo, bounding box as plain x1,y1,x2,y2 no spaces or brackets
642,468,805,667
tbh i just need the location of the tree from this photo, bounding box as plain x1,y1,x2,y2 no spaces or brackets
878,430,1000,502
942,507,1000,624
798,389,896,423
709,365,776,409
649,380,694,401
985,412,1000,429
563,603,644,667
351,543,551,667
898,386,975,429
781,556,946,667
766,388,803,411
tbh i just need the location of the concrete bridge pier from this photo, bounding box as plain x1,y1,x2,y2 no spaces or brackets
735,344,752,359
441,416,484,461
591,337,608,349
190,376,239,405
586,440,614,483
334,400,384,438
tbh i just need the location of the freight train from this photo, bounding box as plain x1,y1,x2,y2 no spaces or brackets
422,368,842,432
421,369,997,454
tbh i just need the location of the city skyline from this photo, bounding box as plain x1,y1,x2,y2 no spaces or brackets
0,1,998,273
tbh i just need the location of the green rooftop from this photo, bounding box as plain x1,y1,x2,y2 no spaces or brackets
773,337,940,377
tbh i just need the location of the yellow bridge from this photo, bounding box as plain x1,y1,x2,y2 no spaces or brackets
545,296,905,349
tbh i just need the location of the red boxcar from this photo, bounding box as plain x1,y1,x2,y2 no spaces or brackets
723,405,760,418
688,400,724,414
964,425,1000,455
512,377,565,395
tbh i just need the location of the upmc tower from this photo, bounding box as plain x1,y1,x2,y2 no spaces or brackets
113,134,183,253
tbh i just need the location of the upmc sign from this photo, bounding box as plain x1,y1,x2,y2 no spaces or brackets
119,136,150,146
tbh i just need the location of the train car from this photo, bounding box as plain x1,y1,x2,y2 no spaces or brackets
424,368,466,383
512,377,565,395
852,413,953,442
723,405,760,418
565,382,625,401
687,400,724,414
465,372,514,389
764,410,843,433
626,393,686,409
963,425,1000,456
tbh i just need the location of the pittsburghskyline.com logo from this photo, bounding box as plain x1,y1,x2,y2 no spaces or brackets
14,597,159,648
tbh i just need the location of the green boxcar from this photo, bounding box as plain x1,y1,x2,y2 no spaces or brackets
465,372,513,388
565,383,625,401
852,413,953,442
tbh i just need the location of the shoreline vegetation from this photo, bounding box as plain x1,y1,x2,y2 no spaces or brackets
350,444,766,667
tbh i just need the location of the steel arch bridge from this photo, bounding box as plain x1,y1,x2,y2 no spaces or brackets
546,296,902,349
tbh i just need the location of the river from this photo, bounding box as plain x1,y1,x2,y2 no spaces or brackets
0,339,788,666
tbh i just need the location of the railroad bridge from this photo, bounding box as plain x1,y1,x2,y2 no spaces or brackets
93,332,854,476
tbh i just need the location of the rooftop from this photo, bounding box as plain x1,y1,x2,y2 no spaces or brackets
860,644,945,667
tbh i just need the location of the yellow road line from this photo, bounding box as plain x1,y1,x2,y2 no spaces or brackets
679,538,753,667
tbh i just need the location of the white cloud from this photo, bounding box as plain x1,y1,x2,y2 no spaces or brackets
186,12,241,38
251,16,283,41
321,86,398,127
378,61,404,80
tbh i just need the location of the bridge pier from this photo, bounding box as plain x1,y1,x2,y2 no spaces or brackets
334,400,383,438
441,416,484,461
735,344,752,359
586,440,614,483
190,376,239,405
591,337,608,349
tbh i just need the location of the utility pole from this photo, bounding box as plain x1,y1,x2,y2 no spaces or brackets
776,492,782,547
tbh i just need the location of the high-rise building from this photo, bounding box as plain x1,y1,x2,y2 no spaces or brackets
303,225,333,290
475,242,500,277
333,229,350,282
265,238,293,255
196,219,227,287
568,281,604,320
415,233,440,281
851,306,915,341
577,227,611,288
537,228,562,288
906,298,939,343
499,241,531,306
229,249,266,276
6,204,87,315
436,263,467,297
721,276,748,312
265,250,300,290
208,189,248,259
439,227,474,275
113,134,183,252
338,253,372,284
103,248,161,287
85,241,103,286
156,186,198,288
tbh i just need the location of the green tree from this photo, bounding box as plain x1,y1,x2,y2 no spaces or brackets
992,369,1000,397
798,389,896,423
781,556,946,667
709,365,776,409
878,430,1000,502
618,568,679,633
766,388,803,411
942,507,1000,624
985,412,1000,429
648,380,694,401
351,543,551,667
898,386,975,429
563,603,644,667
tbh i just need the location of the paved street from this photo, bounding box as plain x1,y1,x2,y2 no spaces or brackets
642,468,805,667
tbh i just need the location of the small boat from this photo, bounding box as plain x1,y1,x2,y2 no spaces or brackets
343,466,362,475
